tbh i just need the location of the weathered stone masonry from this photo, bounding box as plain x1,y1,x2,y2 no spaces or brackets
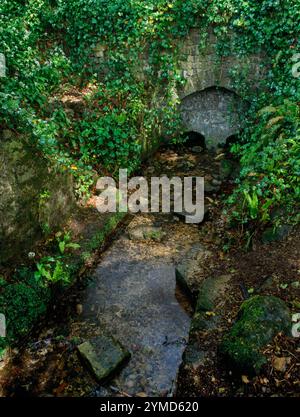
93,27,265,150
176,29,265,149
0,130,74,263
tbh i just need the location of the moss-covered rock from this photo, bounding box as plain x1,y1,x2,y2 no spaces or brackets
220,295,291,374
262,225,293,243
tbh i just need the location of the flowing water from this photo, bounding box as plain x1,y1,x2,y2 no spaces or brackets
79,234,192,397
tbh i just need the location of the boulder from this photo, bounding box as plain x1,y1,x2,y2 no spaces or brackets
220,295,291,374
262,224,293,243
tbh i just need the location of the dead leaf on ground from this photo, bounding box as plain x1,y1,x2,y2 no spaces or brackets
273,356,291,373
242,375,250,384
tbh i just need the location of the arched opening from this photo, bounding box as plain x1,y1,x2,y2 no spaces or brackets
225,134,240,150
180,87,246,150
184,131,206,149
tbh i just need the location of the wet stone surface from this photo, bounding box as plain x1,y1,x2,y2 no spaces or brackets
82,235,191,396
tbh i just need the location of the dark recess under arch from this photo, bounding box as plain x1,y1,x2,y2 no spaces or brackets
184,131,206,148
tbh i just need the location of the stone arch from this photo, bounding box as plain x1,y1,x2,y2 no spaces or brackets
176,28,266,100
179,86,246,150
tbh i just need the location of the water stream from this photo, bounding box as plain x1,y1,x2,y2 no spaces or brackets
80,234,191,396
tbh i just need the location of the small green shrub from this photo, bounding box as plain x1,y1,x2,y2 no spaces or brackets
226,101,300,233
0,268,51,350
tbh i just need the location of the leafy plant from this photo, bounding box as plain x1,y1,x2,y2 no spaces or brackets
227,100,300,232
35,257,71,285
56,232,81,255
0,268,51,349
243,190,259,220
34,232,80,285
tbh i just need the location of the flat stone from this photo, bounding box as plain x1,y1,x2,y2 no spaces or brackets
196,275,231,312
128,225,165,241
176,244,212,297
84,252,191,396
77,335,130,383
191,146,203,154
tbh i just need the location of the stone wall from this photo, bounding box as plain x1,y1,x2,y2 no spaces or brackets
180,87,246,149
176,28,266,98
92,27,266,151
175,28,265,148
0,130,75,264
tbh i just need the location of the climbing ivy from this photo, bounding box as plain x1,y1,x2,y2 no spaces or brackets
0,0,299,232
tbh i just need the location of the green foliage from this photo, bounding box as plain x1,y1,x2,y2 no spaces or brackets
212,0,300,236
0,0,299,230
56,232,81,255
35,258,71,285
34,232,80,285
227,101,300,230
0,231,81,349
69,84,144,174
0,268,51,350
0,214,124,351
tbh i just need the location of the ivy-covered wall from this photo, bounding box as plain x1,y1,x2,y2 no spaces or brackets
176,28,266,98
0,1,298,239
92,26,266,151
0,24,267,264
